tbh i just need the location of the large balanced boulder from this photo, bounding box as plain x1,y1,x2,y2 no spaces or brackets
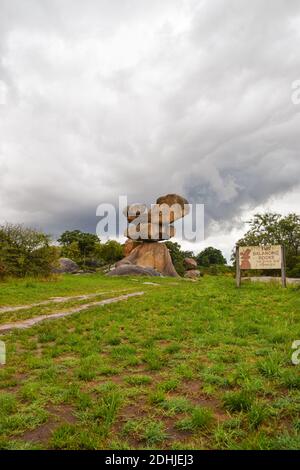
126,223,175,242
112,193,190,277
155,194,190,222
124,193,189,242
118,242,178,277
52,258,79,274
123,204,147,223
124,195,189,225
184,257,198,270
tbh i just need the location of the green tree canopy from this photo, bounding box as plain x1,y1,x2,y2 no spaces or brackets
0,223,57,278
57,230,123,268
58,230,100,258
196,247,227,267
98,240,123,265
236,213,300,252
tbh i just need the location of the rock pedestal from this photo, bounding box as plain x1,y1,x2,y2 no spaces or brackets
123,239,142,257
118,242,178,277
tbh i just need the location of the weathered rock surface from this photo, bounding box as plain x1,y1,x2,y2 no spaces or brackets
184,269,200,279
125,223,175,242
156,194,190,221
184,257,198,270
123,239,142,257
124,194,189,242
124,195,189,225
52,258,79,274
118,242,178,277
115,259,132,268
107,264,161,277
123,204,147,223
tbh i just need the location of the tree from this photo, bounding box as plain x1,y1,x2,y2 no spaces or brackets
58,230,100,257
235,212,300,276
57,231,124,268
196,247,227,267
58,230,101,267
98,240,123,265
60,241,81,264
0,223,58,278
236,213,300,251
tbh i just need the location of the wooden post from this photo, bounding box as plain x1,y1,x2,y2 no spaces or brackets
281,245,287,288
236,246,241,288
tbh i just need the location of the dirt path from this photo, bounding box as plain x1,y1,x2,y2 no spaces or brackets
0,289,134,314
0,291,144,334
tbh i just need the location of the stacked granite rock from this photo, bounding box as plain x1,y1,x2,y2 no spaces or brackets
108,194,189,277
184,257,200,279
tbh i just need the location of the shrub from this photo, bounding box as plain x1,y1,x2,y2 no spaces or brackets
165,241,193,276
0,223,58,279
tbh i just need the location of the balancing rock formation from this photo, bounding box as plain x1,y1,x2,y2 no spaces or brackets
108,194,189,277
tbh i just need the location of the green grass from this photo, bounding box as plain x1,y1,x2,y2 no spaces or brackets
0,274,300,449
176,406,214,431
223,390,253,412
122,418,168,446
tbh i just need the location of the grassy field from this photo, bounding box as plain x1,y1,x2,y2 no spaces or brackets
0,274,300,450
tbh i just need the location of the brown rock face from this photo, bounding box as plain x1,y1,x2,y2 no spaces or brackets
123,239,141,257
123,204,147,223
119,243,179,277
184,269,200,279
124,193,189,242
107,264,161,277
156,194,190,221
125,223,175,242
124,196,189,225
184,257,198,270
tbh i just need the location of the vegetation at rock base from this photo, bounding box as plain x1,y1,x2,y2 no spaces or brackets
165,241,194,276
58,230,123,269
0,225,125,279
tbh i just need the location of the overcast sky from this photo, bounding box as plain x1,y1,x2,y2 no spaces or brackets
1,0,300,260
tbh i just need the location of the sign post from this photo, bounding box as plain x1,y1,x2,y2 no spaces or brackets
281,245,287,288
236,245,241,288
236,245,287,288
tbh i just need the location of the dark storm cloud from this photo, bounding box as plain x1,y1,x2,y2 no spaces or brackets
0,0,300,241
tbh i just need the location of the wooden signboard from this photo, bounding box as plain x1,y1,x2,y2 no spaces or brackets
236,245,286,288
